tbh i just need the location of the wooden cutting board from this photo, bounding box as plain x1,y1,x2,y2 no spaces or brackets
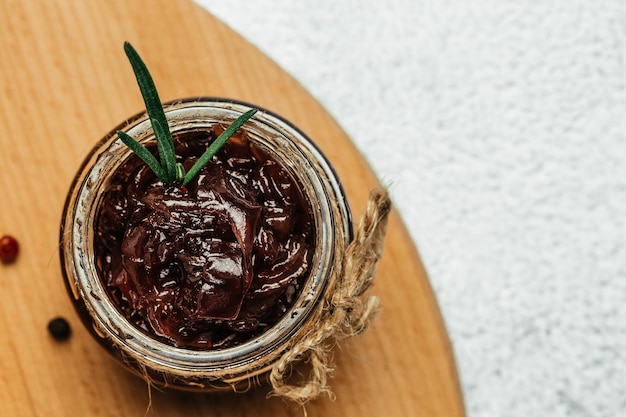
0,1,465,416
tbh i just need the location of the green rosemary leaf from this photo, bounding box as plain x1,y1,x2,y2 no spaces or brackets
123,42,176,183
117,130,168,182
175,162,185,183
183,108,258,186
151,118,177,182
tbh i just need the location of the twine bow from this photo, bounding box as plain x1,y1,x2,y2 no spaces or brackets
269,188,392,404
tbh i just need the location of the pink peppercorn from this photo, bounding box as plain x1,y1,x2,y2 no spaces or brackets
0,235,19,263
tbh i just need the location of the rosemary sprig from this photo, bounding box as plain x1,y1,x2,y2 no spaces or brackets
117,42,258,185
122,42,177,183
183,108,258,185
117,130,168,180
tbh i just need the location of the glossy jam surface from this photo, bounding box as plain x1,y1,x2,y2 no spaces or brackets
94,127,314,349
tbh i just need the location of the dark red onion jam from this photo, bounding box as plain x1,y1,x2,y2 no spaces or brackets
94,126,314,349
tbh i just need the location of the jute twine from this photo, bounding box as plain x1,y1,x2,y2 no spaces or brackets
269,188,392,404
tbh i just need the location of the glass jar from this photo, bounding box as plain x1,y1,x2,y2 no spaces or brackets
59,98,352,391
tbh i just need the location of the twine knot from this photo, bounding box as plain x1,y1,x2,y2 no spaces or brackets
269,188,392,404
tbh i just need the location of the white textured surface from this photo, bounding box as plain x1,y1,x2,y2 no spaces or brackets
195,1,626,416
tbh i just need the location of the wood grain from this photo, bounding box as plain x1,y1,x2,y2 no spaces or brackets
0,1,465,416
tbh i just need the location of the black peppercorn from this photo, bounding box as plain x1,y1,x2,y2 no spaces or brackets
48,317,71,341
